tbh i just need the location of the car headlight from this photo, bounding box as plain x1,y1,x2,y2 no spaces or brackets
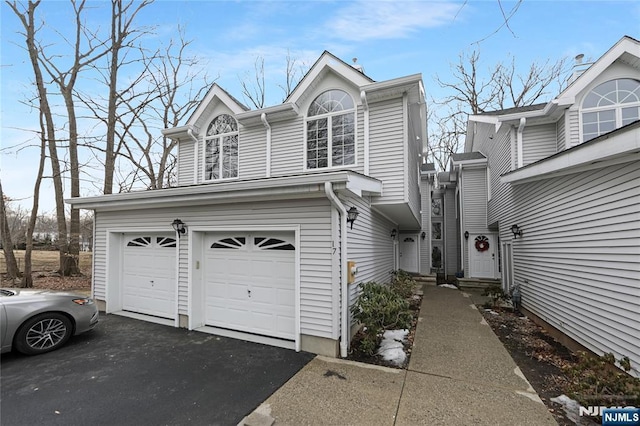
72,298,94,305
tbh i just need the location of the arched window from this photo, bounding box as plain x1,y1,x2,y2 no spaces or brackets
582,78,640,142
306,90,355,169
204,114,238,180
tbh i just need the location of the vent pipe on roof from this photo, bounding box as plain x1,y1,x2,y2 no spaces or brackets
351,58,365,74
569,53,593,84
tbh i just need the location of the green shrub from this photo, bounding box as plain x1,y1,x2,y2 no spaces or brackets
390,269,417,299
565,351,640,408
351,281,413,355
482,284,509,307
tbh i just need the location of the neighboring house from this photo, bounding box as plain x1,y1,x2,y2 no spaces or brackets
68,51,429,357
443,36,640,377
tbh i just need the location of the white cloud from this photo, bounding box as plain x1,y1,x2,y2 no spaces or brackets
324,0,461,42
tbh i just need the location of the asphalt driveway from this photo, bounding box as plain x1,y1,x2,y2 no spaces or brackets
0,313,314,426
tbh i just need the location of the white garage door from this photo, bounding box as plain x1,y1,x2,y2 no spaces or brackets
122,235,177,319
204,232,295,340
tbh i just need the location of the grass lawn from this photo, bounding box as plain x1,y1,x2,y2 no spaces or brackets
0,250,93,276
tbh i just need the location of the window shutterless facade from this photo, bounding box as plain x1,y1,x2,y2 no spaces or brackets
306,89,355,169
204,114,239,180
581,78,640,142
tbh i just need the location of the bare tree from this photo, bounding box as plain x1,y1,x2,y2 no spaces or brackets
7,0,71,274
0,182,21,282
240,56,265,109
20,109,48,288
428,49,570,169
102,0,154,195
239,53,308,109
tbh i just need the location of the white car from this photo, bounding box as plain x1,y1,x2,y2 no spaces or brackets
0,288,99,355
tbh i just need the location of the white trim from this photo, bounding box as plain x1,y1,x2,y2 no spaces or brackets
187,84,247,127
361,90,370,175
188,226,301,352
502,124,640,184
517,117,526,168
201,118,240,183
114,311,174,327
261,113,272,178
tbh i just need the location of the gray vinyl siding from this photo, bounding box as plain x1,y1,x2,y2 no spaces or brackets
93,197,337,339
369,98,405,203
567,109,580,147
239,125,267,179
462,168,488,229
557,115,566,152
443,187,459,276
271,117,304,177
486,128,512,226
344,194,395,292
522,124,557,166
420,178,432,273
177,139,196,186
510,161,640,377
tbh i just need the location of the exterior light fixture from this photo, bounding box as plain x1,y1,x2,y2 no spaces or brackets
464,231,469,240
172,218,187,236
346,207,359,229
511,224,522,239
390,229,397,239
421,231,426,240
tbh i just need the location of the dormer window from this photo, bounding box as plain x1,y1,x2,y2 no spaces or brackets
204,114,238,180
306,90,355,169
582,78,640,142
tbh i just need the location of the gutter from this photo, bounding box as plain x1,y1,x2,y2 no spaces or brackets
261,113,272,177
517,117,526,168
187,129,199,185
324,181,349,358
360,90,370,175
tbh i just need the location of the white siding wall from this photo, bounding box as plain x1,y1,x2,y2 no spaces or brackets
522,124,557,166
369,98,405,203
557,115,566,152
271,117,305,177
93,197,337,339
462,167,488,229
511,161,640,377
239,124,267,179
177,139,195,186
485,128,513,226
567,109,580,147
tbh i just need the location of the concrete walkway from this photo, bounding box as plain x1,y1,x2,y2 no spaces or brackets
240,286,557,426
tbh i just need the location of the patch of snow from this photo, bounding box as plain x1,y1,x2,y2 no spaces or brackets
438,284,458,289
377,329,409,367
550,394,582,424
484,309,500,316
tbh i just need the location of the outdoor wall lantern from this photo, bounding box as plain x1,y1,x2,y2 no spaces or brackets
421,231,426,240
390,229,397,239
464,231,469,240
346,207,359,229
511,224,522,239
172,218,187,236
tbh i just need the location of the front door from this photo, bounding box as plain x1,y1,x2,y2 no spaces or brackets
399,235,418,273
469,234,496,279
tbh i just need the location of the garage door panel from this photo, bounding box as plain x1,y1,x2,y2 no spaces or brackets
122,235,176,319
204,232,296,340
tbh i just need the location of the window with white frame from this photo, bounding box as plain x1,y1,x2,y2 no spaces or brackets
204,114,238,180
306,89,355,169
581,78,640,142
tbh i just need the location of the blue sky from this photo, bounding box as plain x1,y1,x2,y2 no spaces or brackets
1,0,639,213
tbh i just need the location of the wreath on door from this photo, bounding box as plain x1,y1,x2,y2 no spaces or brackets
474,235,490,252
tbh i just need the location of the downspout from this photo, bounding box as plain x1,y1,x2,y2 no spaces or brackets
517,117,526,168
324,181,349,358
360,90,370,175
261,113,272,177
187,128,199,185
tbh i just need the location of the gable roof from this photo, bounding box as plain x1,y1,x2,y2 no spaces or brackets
285,50,375,106
186,84,249,128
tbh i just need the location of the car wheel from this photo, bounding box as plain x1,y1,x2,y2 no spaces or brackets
14,313,73,355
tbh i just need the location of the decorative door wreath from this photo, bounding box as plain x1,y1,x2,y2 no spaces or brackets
474,235,490,252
